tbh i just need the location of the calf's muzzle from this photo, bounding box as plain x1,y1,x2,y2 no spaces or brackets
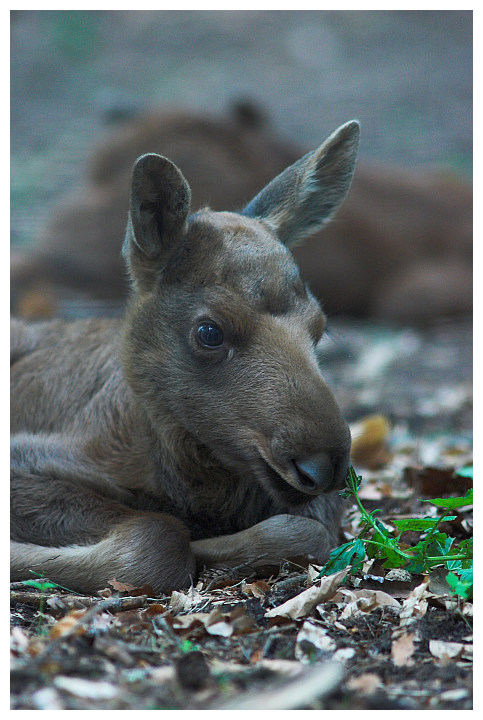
293,448,350,495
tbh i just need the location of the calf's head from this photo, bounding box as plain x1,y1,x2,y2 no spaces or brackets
122,121,360,507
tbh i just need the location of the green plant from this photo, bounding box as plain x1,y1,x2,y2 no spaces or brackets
318,466,473,599
17,574,75,634
179,639,201,653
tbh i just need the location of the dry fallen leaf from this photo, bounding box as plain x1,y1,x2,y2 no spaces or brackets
403,466,472,496
25,637,47,659
206,606,255,637
142,603,167,617
147,666,176,684
391,632,416,667
307,564,323,585
169,612,210,635
217,661,344,710
356,481,392,500
333,647,356,664
295,620,336,662
169,588,204,614
97,587,113,598
49,609,88,639
350,414,391,469
10,626,30,654
205,610,235,638
439,688,470,702
31,687,64,710
398,577,430,626
346,672,382,695
168,606,255,638
108,578,136,592
242,579,270,598
256,659,304,677
265,567,349,620
53,676,118,700
331,587,401,620
429,639,465,663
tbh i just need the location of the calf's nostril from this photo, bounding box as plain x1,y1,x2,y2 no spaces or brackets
293,462,317,490
293,452,334,493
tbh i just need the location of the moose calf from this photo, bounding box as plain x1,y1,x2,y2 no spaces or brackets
10,121,359,594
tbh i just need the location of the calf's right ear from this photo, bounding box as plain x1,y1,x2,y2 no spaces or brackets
123,153,191,291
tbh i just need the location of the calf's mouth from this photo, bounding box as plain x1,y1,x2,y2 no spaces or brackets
255,445,350,508
259,457,316,507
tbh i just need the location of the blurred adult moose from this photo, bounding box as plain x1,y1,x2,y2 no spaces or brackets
11,105,472,324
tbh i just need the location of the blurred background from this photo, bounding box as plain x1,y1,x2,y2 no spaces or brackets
10,10,473,440
11,10,472,323
11,10,472,215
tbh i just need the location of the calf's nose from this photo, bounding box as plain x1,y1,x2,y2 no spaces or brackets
293,450,350,494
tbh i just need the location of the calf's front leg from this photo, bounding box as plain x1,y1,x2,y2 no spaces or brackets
191,514,333,571
11,434,197,595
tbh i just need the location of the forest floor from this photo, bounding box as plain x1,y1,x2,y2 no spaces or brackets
10,462,473,711
10,318,473,711
10,11,473,711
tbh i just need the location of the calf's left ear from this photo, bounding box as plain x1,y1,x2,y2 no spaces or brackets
242,120,360,247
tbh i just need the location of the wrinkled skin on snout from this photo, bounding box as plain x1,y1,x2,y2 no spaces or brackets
123,210,351,509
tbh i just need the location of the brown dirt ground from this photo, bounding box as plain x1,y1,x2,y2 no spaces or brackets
10,450,473,710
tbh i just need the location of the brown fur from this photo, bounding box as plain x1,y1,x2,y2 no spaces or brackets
11,122,360,594
11,106,472,324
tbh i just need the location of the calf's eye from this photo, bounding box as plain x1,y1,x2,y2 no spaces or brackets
197,322,224,348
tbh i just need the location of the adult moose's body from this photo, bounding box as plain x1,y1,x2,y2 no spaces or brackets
11,121,359,594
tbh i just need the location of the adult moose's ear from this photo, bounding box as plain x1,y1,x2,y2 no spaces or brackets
123,153,191,291
242,121,360,247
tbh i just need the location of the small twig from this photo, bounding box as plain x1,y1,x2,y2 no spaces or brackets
280,558,310,572
11,590,148,613
271,574,307,594
189,599,213,613
151,615,180,646
203,563,256,592
363,615,375,638
11,582,46,591
11,591,94,610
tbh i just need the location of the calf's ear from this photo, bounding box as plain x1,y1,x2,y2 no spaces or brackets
242,120,360,247
123,153,191,291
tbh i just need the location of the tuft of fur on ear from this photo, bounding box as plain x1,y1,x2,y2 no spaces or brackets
242,120,360,247
123,153,191,291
